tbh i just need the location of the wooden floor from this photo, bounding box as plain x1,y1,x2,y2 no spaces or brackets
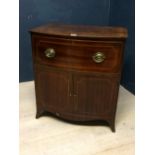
19,81,135,155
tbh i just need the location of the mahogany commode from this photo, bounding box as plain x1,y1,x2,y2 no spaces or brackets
30,23,128,132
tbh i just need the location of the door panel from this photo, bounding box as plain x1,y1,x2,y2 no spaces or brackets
35,65,72,113
73,73,119,116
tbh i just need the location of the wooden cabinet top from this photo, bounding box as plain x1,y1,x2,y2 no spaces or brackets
30,23,128,39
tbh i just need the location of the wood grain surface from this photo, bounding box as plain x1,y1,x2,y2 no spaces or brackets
30,23,128,39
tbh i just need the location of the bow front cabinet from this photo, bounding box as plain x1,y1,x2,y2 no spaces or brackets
30,23,127,132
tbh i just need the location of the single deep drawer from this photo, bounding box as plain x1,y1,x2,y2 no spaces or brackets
34,36,124,73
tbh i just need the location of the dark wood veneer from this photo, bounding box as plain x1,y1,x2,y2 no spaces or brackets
30,23,127,39
34,36,124,73
30,23,127,132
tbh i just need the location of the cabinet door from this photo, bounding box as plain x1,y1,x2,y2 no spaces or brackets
35,65,72,113
73,73,119,116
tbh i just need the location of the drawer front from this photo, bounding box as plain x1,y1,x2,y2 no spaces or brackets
33,36,124,73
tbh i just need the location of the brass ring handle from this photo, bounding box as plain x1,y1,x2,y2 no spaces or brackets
44,48,56,58
92,52,106,63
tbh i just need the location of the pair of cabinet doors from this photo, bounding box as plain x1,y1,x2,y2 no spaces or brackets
35,64,119,121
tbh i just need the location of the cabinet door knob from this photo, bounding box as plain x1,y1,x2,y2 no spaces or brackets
92,52,106,63
56,112,60,116
44,48,56,58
